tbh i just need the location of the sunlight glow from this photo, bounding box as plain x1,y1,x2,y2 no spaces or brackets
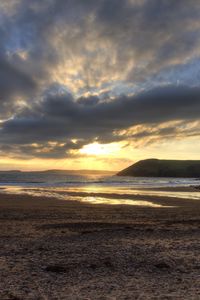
80,142,118,156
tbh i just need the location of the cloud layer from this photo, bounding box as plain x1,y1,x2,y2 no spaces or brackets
0,0,200,159
1,85,200,158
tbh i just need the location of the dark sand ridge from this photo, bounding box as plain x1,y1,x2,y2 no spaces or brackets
0,191,200,299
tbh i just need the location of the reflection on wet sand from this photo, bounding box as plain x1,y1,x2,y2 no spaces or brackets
69,196,164,207
0,185,185,208
63,185,200,201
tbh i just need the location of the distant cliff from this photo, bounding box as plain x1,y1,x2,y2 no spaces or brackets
117,159,200,178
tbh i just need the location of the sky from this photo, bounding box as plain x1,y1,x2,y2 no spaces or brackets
0,0,200,171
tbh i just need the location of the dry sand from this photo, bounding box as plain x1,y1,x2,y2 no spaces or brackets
0,191,199,300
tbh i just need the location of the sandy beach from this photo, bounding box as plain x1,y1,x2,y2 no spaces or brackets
0,191,200,300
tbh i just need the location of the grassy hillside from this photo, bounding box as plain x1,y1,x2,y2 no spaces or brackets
117,159,200,178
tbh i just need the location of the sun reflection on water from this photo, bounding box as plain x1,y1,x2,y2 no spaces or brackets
77,196,163,207
0,185,173,207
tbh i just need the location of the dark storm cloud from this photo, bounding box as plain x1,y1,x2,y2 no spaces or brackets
0,18,36,117
0,57,35,95
2,0,200,91
0,1,200,158
0,85,200,158
0,56,36,116
94,0,200,80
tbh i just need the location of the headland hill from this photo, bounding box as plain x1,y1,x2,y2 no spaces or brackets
117,159,200,178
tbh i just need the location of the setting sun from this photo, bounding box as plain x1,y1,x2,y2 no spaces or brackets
80,142,119,156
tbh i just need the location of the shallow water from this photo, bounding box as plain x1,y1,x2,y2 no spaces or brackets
0,171,200,206
0,171,199,188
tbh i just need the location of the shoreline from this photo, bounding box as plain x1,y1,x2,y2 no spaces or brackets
0,191,200,299
1,184,200,204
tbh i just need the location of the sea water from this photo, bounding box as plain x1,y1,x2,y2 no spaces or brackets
0,171,200,205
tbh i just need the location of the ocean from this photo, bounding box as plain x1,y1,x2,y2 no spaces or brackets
0,171,200,206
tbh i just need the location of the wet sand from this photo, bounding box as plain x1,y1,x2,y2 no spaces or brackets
0,192,200,299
